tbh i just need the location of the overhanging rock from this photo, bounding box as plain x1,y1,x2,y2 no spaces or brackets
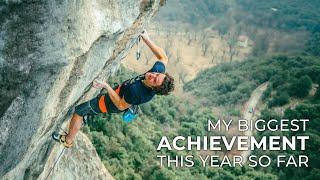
0,0,164,179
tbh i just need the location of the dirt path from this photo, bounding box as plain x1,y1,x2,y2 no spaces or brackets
241,82,268,162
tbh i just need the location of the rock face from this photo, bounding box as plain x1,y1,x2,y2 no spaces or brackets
0,0,163,179
39,132,115,180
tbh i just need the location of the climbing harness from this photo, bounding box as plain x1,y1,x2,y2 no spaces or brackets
136,36,141,60
97,83,122,113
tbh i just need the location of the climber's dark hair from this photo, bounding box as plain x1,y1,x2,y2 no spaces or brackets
153,73,175,95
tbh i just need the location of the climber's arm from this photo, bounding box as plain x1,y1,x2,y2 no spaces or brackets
93,80,131,111
105,85,131,111
140,30,168,66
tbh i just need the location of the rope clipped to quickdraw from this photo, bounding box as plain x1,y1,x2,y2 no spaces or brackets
136,36,141,61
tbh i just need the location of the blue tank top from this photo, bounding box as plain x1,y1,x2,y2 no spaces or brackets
104,61,166,113
121,61,166,105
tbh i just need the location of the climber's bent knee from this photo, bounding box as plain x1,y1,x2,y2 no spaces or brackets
74,96,101,117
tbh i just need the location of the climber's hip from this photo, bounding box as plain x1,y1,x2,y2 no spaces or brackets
74,95,102,117
74,93,123,117
96,85,123,114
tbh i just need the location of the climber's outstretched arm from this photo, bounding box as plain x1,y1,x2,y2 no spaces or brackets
93,80,131,111
140,30,168,66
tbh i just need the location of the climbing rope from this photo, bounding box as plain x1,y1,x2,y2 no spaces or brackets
44,146,66,180
45,128,69,180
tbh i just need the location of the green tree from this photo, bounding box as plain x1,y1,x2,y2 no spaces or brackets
289,75,312,98
306,32,320,56
315,88,320,100
268,92,290,107
262,85,272,101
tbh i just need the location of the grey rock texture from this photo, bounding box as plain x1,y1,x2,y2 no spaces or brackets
0,0,164,179
39,132,115,180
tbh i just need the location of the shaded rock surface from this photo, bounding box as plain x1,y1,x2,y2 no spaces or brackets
0,0,163,179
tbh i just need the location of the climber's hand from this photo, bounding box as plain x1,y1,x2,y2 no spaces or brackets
140,29,150,41
92,79,108,89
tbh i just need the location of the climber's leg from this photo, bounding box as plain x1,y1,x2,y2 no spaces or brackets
65,113,83,145
53,95,104,147
67,96,102,143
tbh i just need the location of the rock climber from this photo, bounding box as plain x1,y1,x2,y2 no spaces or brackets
52,30,175,148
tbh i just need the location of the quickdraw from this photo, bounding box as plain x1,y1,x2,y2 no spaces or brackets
136,36,141,60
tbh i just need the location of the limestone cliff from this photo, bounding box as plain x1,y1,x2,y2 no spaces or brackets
0,0,164,179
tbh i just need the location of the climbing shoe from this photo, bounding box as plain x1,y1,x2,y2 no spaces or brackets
52,131,73,148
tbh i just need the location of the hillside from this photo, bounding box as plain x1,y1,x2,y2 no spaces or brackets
184,56,320,107
152,0,320,56
155,0,320,32
254,86,320,180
